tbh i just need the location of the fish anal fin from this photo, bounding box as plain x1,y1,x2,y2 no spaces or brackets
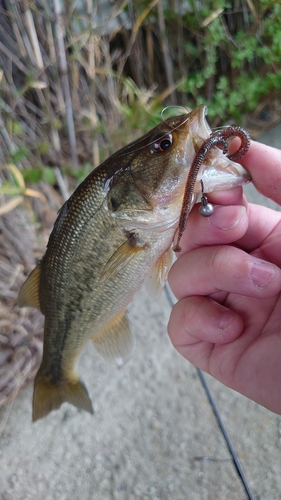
18,263,41,310
92,311,134,365
99,235,146,284
145,247,174,299
32,369,93,422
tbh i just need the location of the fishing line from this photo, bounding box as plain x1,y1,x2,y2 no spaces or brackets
164,284,257,500
160,105,192,124
195,368,256,500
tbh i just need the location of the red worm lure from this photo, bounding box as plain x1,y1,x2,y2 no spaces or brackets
173,126,251,253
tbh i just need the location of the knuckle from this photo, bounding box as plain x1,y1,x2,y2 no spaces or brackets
182,296,201,328
168,297,200,347
205,246,233,275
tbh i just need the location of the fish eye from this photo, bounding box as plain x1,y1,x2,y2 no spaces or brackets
151,133,174,153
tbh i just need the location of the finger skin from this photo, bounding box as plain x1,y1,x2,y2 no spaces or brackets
167,295,244,375
233,140,281,205
169,245,281,301
168,296,243,347
237,204,281,263
206,186,244,206
175,203,249,255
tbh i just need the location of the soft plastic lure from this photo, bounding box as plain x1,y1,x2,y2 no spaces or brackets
173,126,251,252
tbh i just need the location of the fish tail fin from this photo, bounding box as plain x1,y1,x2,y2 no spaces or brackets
32,370,93,422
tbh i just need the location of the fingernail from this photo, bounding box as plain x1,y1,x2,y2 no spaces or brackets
250,261,276,288
218,310,235,330
210,205,246,230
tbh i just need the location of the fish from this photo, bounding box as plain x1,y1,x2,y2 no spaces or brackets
18,104,250,421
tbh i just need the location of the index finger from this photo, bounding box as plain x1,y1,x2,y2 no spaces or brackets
237,141,281,206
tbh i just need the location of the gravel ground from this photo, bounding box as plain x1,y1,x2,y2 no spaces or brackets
0,124,280,500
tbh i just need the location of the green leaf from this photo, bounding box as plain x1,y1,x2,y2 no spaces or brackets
42,166,56,185
22,168,42,184
12,121,23,136
10,148,29,164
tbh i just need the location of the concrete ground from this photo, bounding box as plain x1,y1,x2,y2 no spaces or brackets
0,125,281,500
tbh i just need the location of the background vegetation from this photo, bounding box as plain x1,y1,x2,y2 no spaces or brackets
0,0,280,403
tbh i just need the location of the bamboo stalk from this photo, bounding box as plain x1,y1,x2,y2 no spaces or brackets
245,0,258,23
86,0,100,167
53,0,78,170
175,1,186,105
0,112,17,154
117,0,159,79
23,3,44,70
157,0,176,104
46,19,57,62
12,1,46,114
0,40,29,75
54,166,70,201
146,23,154,86
10,16,27,58
9,0,37,66
45,10,67,156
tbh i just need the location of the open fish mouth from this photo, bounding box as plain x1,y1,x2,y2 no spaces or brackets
195,146,251,193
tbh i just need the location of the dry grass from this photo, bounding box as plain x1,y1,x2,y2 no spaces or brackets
0,174,62,405
0,198,42,406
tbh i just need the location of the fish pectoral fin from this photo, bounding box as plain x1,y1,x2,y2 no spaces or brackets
18,262,41,310
32,369,93,422
144,247,174,299
99,234,147,283
92,311,134,365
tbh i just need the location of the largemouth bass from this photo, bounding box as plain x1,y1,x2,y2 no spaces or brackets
18,105,250,421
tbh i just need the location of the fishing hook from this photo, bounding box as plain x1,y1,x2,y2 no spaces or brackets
199,180,214,217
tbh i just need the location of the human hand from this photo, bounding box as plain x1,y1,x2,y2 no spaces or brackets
168,141,281,414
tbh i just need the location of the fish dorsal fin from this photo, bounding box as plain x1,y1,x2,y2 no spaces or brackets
18,263,41,310
92,311,134,365
144,247,174,299
99,236,146,284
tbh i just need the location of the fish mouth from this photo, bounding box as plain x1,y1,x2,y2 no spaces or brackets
195,152,251,193
187,105,251,193
188,104,212,142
